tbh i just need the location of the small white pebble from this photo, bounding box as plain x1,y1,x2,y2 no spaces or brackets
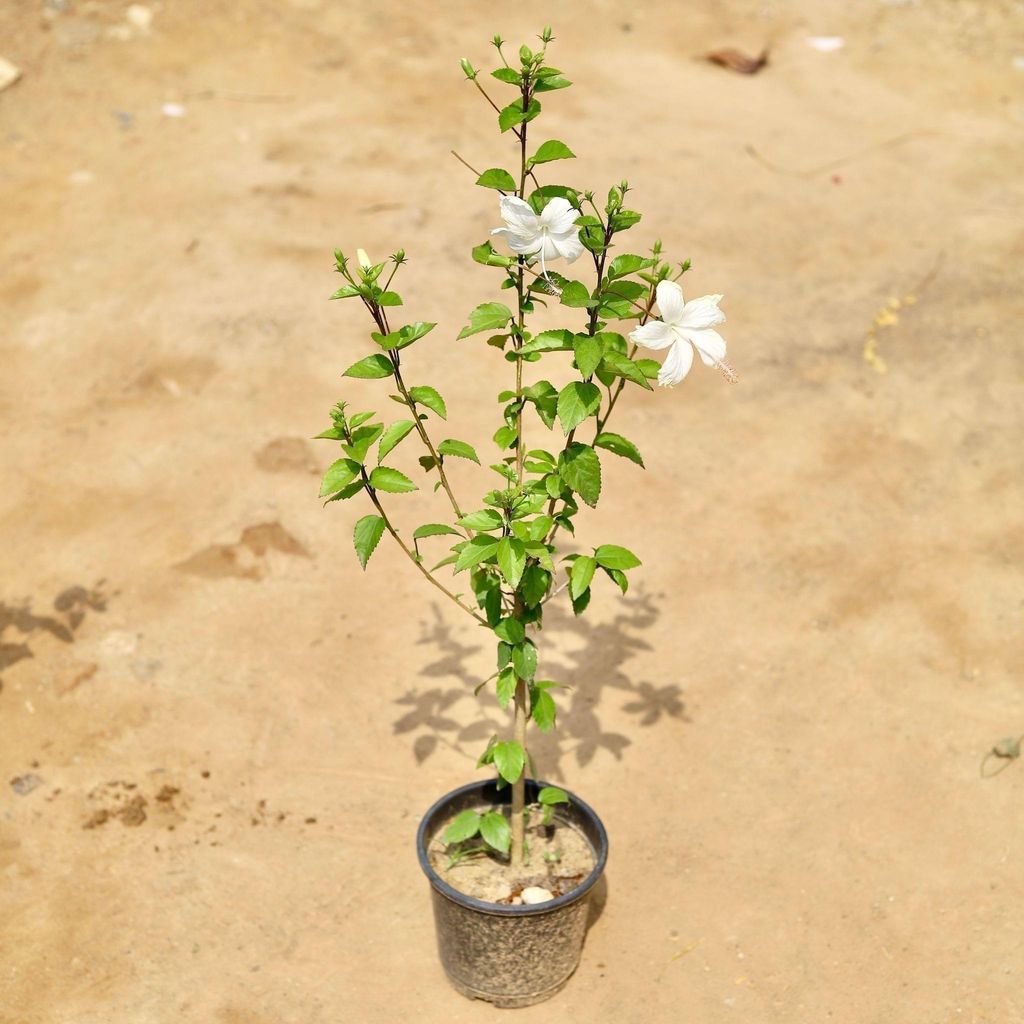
521,886,554,905
510,897,522,905
807,36,845,52
161,102,186,118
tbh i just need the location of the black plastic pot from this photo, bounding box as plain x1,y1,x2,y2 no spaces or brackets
416,778,609,1008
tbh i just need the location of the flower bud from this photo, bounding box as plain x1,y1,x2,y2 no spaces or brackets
459,57,477,80
356,248,371,269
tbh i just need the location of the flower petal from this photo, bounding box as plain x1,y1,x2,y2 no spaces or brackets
550,230,583,263
629,319,674,350
537,235,562,262
658,339,694,387
540,197,578,235
680,327,727,367
654,279,685,324
678,294,726,331
492,227,543,256
499,195,540,233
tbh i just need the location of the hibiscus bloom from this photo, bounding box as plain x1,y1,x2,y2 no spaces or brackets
491,196,584,279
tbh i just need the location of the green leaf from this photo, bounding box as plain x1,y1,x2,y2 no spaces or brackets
472,241,514,268
454,536,500,572
519,329,573,355
559,280,592,308
342,423,383,463
538,785,568,806
520,564,550,607
443,809,481,844
595,544,641,570
496,537,526,589
413,523,460,541
531,689,557,731
602,350,653,390
637,358,661,380
458,302,514,340
559,443,601,507
604,566,629,594
408,385,447,419
476,167,517,191
557,381,602,434
498,97,541,132
438,439,480,464
479,810,510,854
512,640,537,682
594,431,645,468
491,67,522,85
493,617,525,644
496,665,516,708
476,735,498,767
376,290,402,307
458,509,503,531
533,75,571,92
349,411,376,428
570,555,597,600
528,139,575,167
571,586,591,615
493,740,525,784
573,335,605,379
373,321,436,351
611,209,641,230
377,420,415,463
313,425,345,441
319,458,361,497
353,514,386,570
368,466,417,493
607,254,652,280
343,354,393,379
324,480,364,503
330,284,363,300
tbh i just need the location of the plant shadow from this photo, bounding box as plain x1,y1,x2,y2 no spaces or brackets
392,586,689,780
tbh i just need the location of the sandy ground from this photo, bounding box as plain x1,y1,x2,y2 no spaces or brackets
2,0,1023,1020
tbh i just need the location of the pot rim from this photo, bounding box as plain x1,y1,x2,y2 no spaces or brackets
416,778,608,918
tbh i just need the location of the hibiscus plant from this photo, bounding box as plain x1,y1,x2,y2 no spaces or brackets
318,28,734,873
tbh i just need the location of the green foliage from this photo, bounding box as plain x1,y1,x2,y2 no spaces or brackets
320,30,720,815
353,514,386,570
408,385,447,419
369,466,417,493
343,354,393,379
458,302,514,339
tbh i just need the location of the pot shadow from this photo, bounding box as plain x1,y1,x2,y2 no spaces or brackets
392,586,689,779
586,874,608,933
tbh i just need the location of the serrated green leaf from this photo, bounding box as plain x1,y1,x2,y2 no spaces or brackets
594,544,641,570
498,97,541,132
570,555,597,599
472,241,514,267
476,167,517,191
438,438,480,464
520,564,550,608
604,566,629,594
458,302,514,340
559,443,601,506
454,535,500,572
368,466,417,493
557,381,602,434
573,335,604,379
491,67,522,85
313,425,345,441
457,508,503,531
528,139,575,167
493,740,525,784
559,280,592,308
319,458,361,497
376,290,402,307
533,75,571,92
496,537,526,589
443,809,481,844
353,514,386,570
496,665,516,709
531,689,556,731
594,431,645,468
479,810,510,854
493,617,525,644
538,785,568,805
519,329,573,355
512,640,537,682
607,254,652,280
601,350,653,390
413,523,461,540
342,423,383,463
476,735,498,767
377,419,416,463
343,354,393,379
408,385,447,419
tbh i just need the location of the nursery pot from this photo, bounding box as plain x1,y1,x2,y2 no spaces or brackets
416,778,608,1008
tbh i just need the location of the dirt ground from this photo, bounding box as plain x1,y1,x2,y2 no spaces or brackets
2,0,1023,1020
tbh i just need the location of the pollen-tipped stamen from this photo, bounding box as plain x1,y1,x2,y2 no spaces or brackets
714,358,739,384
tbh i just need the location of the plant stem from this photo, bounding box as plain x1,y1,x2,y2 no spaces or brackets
360,468,486,625
510,675,527,871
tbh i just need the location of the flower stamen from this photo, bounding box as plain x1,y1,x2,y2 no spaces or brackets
714,358,739,384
